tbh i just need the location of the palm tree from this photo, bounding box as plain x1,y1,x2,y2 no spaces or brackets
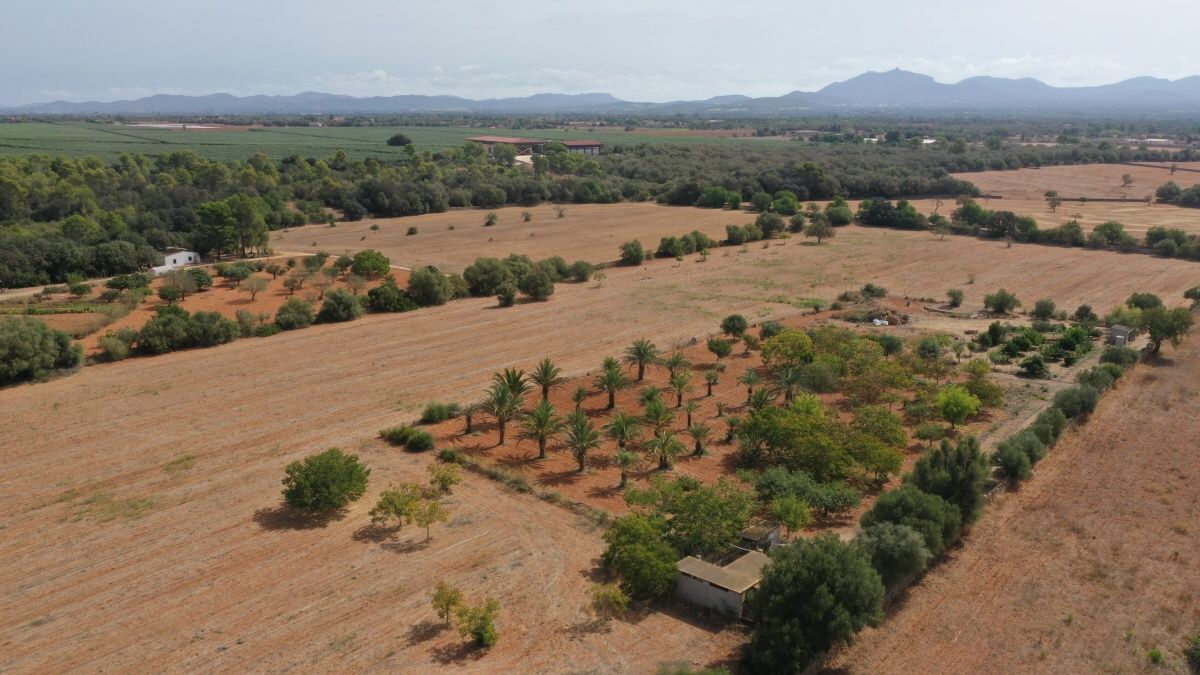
738,369,762,403
530,358,565,402
704,369,720,397
595,366,631,410
462,400,481,434
492,367,531,400
481,383,521,445
519,399,564,460
668,371,693,408
601,356,621,373
645,430,685,470
624,339,660,381
605,412,643,452
687,423,711,456
614,449,640,488
774,364,804,402
662,351,691,378
642,398,675,436
724,415,742,442
747,386,775,412
564,411,601,473
572,384,588,412
682,400,699,427
638,385,662,407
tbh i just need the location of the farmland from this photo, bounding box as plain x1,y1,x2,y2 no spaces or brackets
826,335,1200,674
0,121,781,161
2,220,1198,670
954,162,1200,200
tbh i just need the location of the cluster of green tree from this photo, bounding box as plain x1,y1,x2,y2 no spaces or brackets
1154,180,1200,206
0,317,83,386
1101,293,1195,354
462,253,592,306
654,230,719,258
431,581,501,649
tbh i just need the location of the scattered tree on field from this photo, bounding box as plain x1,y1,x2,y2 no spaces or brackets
519,399,564,460
282,448,370,513
432,582,463,625
240,274,268,300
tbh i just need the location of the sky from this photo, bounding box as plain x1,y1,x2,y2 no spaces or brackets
3,0,1199,106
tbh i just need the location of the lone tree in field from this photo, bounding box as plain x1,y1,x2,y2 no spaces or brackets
432,582,463,625
519,399,564,460
595,362,632,409
804,213,835,243
1044,190,1062,213
240,274,269,301
721,314,749,337
282,447,370,513
564,410,602,473
530,358,566,401
983,288,1020,314
1121,173,1134,187
624,339,661,381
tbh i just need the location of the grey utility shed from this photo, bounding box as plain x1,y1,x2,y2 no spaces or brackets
1108,324,1132,346
676,550,770,618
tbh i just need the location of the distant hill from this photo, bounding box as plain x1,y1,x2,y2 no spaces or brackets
8,70,1200,115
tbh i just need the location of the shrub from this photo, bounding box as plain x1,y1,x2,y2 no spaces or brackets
759,320,784,340
861,283,887,300
1076,366,1116,392
463,257,513,296
1100,345,1139,367
746,534,884,674
568,260,594,282
97,327,139,362
456,598,500,648
316,288,364,323
992,442,1032,482
720,314,749,337
254,323,281,337
406,267,453,306
601,514,678,599
983,288,1020,314
0,317,83,385
1031,298,1056,319
350,249,390,277
367,280,419,312
856,522,932,590
518,268,555,300
404,430,436,452
281,447,370,512
618,240,645,266
275,297,315,330
187,311,239,348
1019,354,1048,378
861,486,962,557
496,282,517,307
936,385,981,428
756,212,785,238
996,429,1046,469
946,289,964,307
1052,385,1100,419
421,402,462,424
379,426,417,445
589,583,631,621
1030,407,1068,444
136,306,194,354
1184,633,1200,672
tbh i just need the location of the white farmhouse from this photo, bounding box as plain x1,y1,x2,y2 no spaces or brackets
152,248,201,276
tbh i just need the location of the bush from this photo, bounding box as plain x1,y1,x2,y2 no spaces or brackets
1052,385,1100,419
281,447,370,512
601,514,678,600
135,306,194,354
720,314,749,337
861,283,887,300
618,240,645,266
856,522,933,590
1100,345,1139,367
421,402,462,424
380,426,417,445
367,280,419,312
518,268,555,300
379,425,436,452
996,429,1046,469
350,249,390,277
983,288,1021,314
316,288,365,323
1031,298,1056,319
463,257,513,296
1076,365,1116,392
1019,354,1048,378
759,320,784,340
275,297,315,330
187,311,239,348
0,318,83,385
496,282,517,307
97,327,139,362
568,260,595,283
992,442,1032,482
456,598,501,648
907,436,989,523
254,323,281,337
756,212,785,238
861,486,962,557
406,267,453,306
746,534,884,674
946,289,964,308
1030,407,1068,444
1184,633,1200,672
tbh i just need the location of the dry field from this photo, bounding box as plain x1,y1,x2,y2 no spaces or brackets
902,196,1200,237
272,203,754,272
954,162,1200,200
3,224,1199,671
826,337,1200,674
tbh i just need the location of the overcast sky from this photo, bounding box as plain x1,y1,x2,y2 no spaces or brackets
3,0,1199,106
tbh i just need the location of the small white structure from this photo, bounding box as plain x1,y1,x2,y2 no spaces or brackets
676,550,770,618
152,248,200,276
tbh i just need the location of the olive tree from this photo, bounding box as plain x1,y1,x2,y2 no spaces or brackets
281,447,370,512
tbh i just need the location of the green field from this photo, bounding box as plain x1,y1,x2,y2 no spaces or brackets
0,122,780,162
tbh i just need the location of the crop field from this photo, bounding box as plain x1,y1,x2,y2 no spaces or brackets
904,196,1200,237
0,122,780,161
954,162,1200,200
826,337,1200,674
3,217,1199,671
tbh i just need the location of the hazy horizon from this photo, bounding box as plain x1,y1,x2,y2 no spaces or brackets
4,0,1199,106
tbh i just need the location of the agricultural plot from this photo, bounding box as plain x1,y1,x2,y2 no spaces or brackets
902,196,1200,237
955,162,1200,200
826,336,1200,674
1,223,1197,671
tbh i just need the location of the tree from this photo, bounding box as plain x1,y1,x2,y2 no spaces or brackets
432,582,463,625
861,486,961,557
668,371,693,407
936,385,981,428
704,368,720,396
804,214,835,243
427,463,462,495
275,297,315,330
771,494,812,536
188,268,213,292
519,399,564,460
369,482,422,529
757,212,786,238
349,249,389,278
614,450,641,489
601,514,678,599
483,212,498,227
413,499,449,540
281,448,370,513
907,436,989,523
983,288,1020,314
594,363,631,409
746,534,884,674
157,285,183,305
0,318,82,386
761,329,815,367
518,267,554,300
463,257,513,297
706,337,732,361
316,288,364,323
240,274,268,301
455,598,500,648
1140,306,1193,353
564,410,602,473
644,430,685,470
1121,173,1134,187
225,193,267,256
686,422,711,456
406,267,453,306
738,369,762,402
1044,190,1062,213
720,314,749,337
856,522,932,590
481,383,521,445
386,133,413,147
623,338,661,380
1031,298,1056,319
619,240,645,266
528,357,565,401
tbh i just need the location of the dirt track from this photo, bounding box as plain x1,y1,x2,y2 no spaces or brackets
2,225,1198,671
825,337,1200,674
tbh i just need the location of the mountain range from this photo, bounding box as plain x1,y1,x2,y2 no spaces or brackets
8,69,1200,115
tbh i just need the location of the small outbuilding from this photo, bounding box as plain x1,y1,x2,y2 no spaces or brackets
676,550,770,618
1108,324,1132,346
738,523,781,552
152,248,200,276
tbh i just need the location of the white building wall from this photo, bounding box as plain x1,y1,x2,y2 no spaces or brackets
676,574,743,616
